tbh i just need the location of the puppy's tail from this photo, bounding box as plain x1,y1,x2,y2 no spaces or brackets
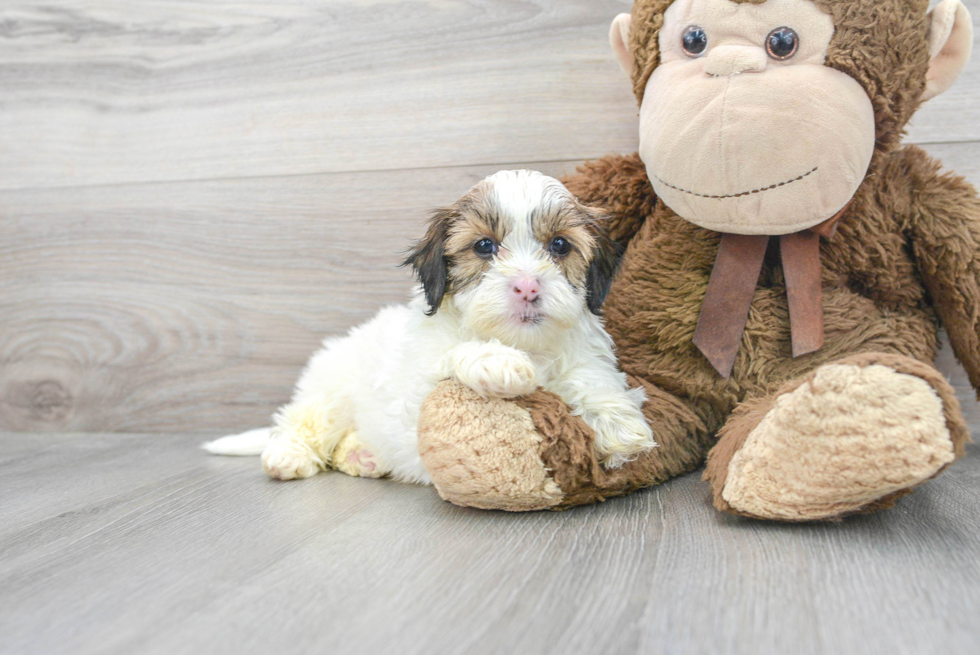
201,428,272,456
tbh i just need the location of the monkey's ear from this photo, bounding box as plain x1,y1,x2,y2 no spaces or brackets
402,209,452,315
585,215,625,315
609,13,633,76
922,0,973,102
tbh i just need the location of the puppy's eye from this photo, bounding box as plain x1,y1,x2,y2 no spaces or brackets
549,237,572,257
682,26,708,57
473,238,497,257
766,27,799,60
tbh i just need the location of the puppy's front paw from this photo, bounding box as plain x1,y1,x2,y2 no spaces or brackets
453,342,537,398
262,440,322,480
596,421,656,469
582,389,657,469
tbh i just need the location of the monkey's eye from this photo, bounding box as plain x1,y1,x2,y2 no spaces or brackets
681,26,708,57
473,238,497,257
549,237,572,257
766,27,799,60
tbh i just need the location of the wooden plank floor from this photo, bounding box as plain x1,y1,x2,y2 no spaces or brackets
2,0,979,434
1,346,979,655
1,415,979,655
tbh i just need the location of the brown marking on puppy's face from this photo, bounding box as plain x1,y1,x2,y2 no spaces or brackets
442,182,508,296
531,204,600,288
405,171,625,326
530,202,623,315
403,185,508,315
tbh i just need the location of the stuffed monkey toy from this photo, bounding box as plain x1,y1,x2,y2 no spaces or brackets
415,0,979,520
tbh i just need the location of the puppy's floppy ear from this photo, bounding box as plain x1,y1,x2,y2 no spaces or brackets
585,211,625,315
402,208,454,315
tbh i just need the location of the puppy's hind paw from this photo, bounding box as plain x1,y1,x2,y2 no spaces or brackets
332,432,386,479
261,440,322,480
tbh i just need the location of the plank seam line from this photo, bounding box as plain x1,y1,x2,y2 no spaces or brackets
0,158,601,194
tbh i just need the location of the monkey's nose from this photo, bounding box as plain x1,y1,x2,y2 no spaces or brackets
703,45,768,77
513,275,540,303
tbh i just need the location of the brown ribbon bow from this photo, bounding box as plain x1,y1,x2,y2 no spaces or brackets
692,208,847,379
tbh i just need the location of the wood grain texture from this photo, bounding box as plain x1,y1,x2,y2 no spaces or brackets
3,143,979,434
0,160,579,433
0,431,977,655
0,0,976,191
1,0,978,433
0,0,637,190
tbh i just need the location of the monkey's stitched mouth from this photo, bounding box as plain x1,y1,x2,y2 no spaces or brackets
654,166,818,200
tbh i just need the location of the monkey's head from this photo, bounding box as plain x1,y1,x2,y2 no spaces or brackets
611,0,973,235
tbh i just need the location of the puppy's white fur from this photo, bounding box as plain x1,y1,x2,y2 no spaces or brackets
204,171,655,484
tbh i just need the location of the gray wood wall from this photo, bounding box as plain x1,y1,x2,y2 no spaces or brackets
2,0,978,434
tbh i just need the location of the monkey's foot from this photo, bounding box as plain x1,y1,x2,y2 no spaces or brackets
708,356,962,521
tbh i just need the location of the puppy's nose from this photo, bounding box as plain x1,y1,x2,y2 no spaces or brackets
513,275,540,302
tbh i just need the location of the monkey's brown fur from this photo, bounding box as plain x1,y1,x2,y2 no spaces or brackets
417,0,979,519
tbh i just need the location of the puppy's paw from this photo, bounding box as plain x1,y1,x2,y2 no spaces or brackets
582,388,657,469
332,431,387,479
453,341,538,398
596,422,656,469
261,439,322,480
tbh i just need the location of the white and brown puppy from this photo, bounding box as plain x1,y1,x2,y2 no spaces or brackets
204,170,655,483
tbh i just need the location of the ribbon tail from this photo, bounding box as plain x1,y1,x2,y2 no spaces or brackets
780,231,824,357
693,234,770,379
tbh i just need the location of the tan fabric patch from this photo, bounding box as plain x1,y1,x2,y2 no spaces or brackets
418,381,564,512
721,364,955,520
628,0,934,168
638,0,876,235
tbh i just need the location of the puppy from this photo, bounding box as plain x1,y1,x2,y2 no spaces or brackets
204,170,655,483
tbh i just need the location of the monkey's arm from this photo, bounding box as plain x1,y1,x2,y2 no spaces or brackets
561,153,657,246
904,146,980,395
